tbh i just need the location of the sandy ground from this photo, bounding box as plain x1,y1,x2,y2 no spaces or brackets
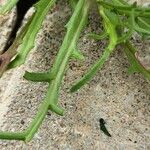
0,0,150,150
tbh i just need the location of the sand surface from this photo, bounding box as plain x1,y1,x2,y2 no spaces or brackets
0,0,150,149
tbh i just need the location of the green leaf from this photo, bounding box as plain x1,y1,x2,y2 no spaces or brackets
0,0,92,142
135,17,150,36
0,0,19,14
71,49,85,61
104,9,119,27
0,12,35,77
117,8,135,43
9,0,56,68
97,0,150,18
71,5,118,92
112,0,129,6
124,41,150,80
70,45,115,92
87,32,108,40
69,0,78,9
24,71,52,82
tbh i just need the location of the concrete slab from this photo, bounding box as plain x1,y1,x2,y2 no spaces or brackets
0,0,149,149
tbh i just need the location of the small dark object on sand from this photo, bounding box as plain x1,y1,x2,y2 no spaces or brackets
99,118,111,137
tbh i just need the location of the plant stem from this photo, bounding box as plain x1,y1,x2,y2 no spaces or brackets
97,0,150,18
71,4,118,92
0,0,92,141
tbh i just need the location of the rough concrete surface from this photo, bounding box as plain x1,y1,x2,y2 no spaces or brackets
0,0,150,150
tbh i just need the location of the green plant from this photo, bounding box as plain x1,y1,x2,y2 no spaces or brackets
0,0,149,142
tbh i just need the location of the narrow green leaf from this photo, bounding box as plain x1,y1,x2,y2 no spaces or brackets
0,0,19,14
87,32,108,40
0,12,35,77
124,41,150,80
135,17,150,36
71,49,85,61
71,5,118,92
104,9,119,27
9,0,56,68
117,9,135,43
24,71,52,82
69,0,78,9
